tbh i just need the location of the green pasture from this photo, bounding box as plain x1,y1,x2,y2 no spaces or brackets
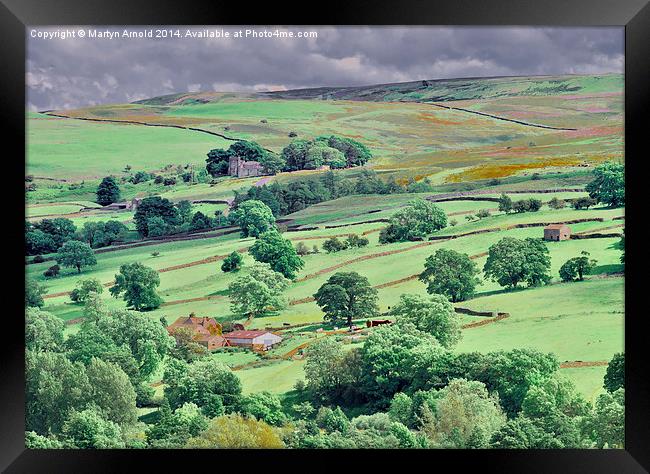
236,360,306,395
27,114,228,180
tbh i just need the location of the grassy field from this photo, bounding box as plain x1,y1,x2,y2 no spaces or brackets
26,74,624,403
28,188,624,400
30,74,622,186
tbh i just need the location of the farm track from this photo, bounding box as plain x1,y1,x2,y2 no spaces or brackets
426,102,578,131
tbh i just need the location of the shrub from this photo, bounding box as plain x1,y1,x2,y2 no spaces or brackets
33,255,45,264
572,197,597,210
476,209,491,219
288,131,298,137
295,242,310,256
346,234,369,248
43,265,60,278
221,252,243,273
548,197,566,209
322,237,348,253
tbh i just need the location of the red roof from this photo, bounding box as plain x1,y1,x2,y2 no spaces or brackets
167,315,221,340
223,330,275,340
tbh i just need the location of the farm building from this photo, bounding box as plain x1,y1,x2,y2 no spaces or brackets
228,155,265,178
223,330,283,351
101,198,141,211
166,314,227,350
544,224,571,241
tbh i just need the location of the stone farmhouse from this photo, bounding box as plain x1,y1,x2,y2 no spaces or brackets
166,314,227,350
228,155,265,178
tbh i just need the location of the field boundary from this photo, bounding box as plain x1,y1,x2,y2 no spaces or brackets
427,102,578,131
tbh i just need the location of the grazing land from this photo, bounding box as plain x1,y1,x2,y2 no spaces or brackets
26,73,625,450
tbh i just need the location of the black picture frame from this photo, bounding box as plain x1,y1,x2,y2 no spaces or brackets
2,0,647,471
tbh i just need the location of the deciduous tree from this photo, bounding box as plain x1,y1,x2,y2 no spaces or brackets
420,248,480,302
314,272,378,328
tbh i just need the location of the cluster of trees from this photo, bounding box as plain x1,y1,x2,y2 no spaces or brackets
281,135,371,171
223,202,305,318
80,220,129,249
206,136,374,179
25,300,174,448
206,141,284,177
498,195,542,214
27,217,127,259
25,291,624,450
295,242,320,256
300,329,624,449
26,218,78,256
322,234,369,253
133,197,219,237
230,170,436,222
379,198,447,243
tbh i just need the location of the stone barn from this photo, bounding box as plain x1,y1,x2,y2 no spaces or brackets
223,330,282,351
544,224,571,241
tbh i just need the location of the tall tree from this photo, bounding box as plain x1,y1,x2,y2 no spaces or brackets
26,280,47,308
56,240,97,273
389,293,461,348
419,248,480,302
421,378,506,448
133,196,180,237
585,161,625,206
61,407,125,449
96,176,121,206
110,262,162,311
483,237,550,289
228,263,289,318
249,230,304,279
603,352,624,393
85,358,138,426
25,307,65,352
230,200,276,238
380,198,447,243
164,357,243,413
314,272,379,328
26,350,91,434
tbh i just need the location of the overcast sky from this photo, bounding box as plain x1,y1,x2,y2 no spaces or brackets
26,26,624,111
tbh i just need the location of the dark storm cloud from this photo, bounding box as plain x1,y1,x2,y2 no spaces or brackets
26,26,623,111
